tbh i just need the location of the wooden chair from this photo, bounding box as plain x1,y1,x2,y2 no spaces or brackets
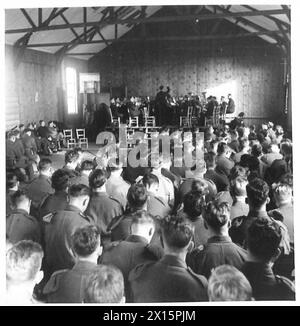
76,128,88,149
145,116,156,127
63,129,76,149
129,117,139,128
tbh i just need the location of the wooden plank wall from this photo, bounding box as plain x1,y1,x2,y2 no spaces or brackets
89,40,286,126
5,45,60,129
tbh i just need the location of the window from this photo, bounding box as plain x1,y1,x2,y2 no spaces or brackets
66,67,78,114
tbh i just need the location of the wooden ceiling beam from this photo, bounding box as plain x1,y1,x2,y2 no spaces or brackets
20,8,36,28
6,9,290,34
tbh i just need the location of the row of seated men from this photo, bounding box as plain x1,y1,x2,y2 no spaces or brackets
6,120,294,303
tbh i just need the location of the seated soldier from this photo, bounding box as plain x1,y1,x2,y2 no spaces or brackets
6,171,19,215
73,160,94,187
36,120,51,155
26,158,54,218
84,265,125,303
241,218,295,301
208,265,253,301
85,169,123,244
6,240,44,304
105,161,130,211
107,183,148,242
187,201,247,279
42,184,92,278
100,211,163,301
22,128,40,173
129,214,208,302
6,190,41,245
43,225,102,303
230,175,249,220
39,169,70,219
215,143,235,178
204,151,229,192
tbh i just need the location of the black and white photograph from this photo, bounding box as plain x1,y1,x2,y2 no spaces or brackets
2,0,298,307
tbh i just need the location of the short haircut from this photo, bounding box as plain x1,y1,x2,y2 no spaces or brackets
65,150,80,164
203,201,230,230
229,165,247,182
239,138,249,150
74,147,84,154
240,155,260,172
251,143,263,157
272,182,293,203
142,173,159,188
84,265,124,303
161,215,194,250
89,169,108,189
81,160,94,172
204,152,216,168
6,240,43,283
183,191,206,221
208,265,252,301
246,178,269,208
127,184,148,209
72,225,101,257
69,184,90,198
51,169,70,191
38,158,52,172
11,189,29,207
231,176,248,197
247,218,282,261
217,142,229,155
6,172,18,190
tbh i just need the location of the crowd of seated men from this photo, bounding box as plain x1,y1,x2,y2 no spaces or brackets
5,116,295,303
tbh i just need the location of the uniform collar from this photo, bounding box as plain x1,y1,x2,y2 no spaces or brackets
207,235,232,244
66,205,82,213
11,208,30,216
72,260,97,272
92,192,108,197
126,234,148,245
160,254,187,269
248,210,269,219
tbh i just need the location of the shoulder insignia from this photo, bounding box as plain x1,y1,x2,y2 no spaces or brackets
42,212,55,223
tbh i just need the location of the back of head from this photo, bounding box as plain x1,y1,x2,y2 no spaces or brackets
142,173,159,188
6,172,18,191
69,184,90,199
84,265,124,303
272,182,292,205
6,240,43,284
127,183,148,210
251,143,263,157
240,155,259,173
72,225,101,258
81,160,94,172
183,190,206,221
203,201,230,231
38,158,52,172
231,176,248,197
161,214,194,250
217,142,229,155
65,150,80,164
130,211,155,236
204,151,216,169
246,178,269,208
51,169,70,191
89,169,108,189
11,189,29,209
229,165,247,183
247,218,282,261
208,265,252,301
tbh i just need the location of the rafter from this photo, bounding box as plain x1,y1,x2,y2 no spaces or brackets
20,9,36,28
83,7,87,41
6,9,290,34
59,12,79,38
281,5,290,21
38,8,42,27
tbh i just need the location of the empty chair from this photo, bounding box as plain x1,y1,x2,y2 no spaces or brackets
180,116,191,127
76,128,88,149
129,117,139,128
63,129,76,149
145,116,156,127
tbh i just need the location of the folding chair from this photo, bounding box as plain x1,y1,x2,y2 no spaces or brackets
180,116,191,127
63,129,76,149
145,116,156,127
76,128,88,149
129,117,139,128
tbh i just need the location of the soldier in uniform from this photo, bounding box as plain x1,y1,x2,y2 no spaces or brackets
26,158,54,218
39,169,70,219
242,218,295,300
43,225,102,303
6,190,41,245
85,169,123,244
6,171,19,215
128,214,208,302
42,184,91,279
72,160,94,187
105,162,130,211
107,183,148,242
187,201,247,279
100,211,163,301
